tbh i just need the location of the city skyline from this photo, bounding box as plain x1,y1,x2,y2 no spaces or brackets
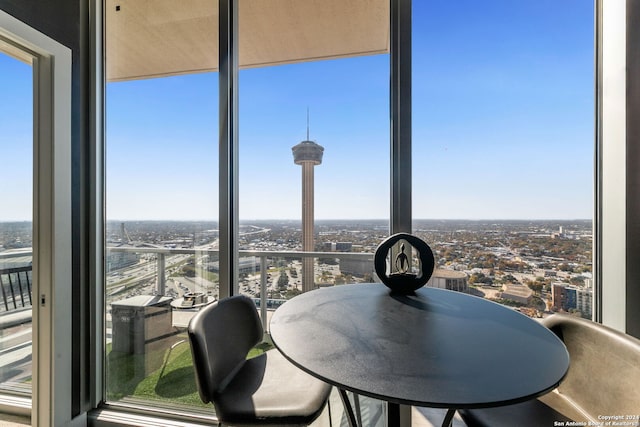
1,0,594,221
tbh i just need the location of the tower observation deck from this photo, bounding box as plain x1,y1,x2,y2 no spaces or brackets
292,140,324,293
292,141,324,165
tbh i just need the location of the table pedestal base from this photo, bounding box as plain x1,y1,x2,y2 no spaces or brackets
387,404,455,427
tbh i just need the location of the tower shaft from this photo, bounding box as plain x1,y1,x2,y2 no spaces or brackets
301,163,315,292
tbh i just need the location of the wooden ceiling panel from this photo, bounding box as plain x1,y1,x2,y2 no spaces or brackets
106,0,388,81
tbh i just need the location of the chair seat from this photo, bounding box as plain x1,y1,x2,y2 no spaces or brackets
459,391,593,427
213,349,332,425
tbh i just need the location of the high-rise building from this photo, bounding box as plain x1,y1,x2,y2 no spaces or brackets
552,282,593,317
292,139,324,292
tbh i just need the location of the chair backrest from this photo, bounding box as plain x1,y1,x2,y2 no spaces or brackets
542,314,640,416
188,295,263,403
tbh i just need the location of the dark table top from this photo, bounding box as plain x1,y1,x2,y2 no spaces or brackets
269,283,569,409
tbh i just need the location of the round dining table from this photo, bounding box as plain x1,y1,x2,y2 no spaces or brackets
269,283,569,427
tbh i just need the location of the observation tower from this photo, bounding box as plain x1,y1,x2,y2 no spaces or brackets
292,134,324,293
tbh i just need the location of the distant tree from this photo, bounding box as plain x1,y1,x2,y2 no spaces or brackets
502,274,518,284
320,271,333,282
469,272,493,285
277,269,289,289
469,272,485,284
284,288,302,299
182,265,196,277
557,263,573,272
527,282,544,294
576,265,592,273
570,276,585,286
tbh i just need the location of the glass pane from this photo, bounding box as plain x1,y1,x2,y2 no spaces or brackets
238,1,391,318
105,0,218,412
412,1,594,319
238,4,390,424
0,50,33,395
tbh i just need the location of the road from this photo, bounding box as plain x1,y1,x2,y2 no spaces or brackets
0,314,32,386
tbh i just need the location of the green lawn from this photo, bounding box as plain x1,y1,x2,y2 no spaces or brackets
134,340,203,406
107,334,274,407
107,336,205,406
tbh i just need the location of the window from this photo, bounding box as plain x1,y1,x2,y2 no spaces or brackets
104,0,219,414
412,0,594,319
237,0,390,322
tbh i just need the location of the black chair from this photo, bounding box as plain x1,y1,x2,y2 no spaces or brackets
459,314,640,427
188,295,332,426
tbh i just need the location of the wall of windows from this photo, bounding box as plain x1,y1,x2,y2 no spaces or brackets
7,0,638,426
101,0,599,423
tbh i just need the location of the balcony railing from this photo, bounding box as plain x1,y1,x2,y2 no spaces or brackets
0,247,374,323
0,266,32,312
107,246,375,330
0,251,33,313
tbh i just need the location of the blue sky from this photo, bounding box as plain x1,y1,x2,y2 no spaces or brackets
1,0,594,221
0,54,32,221
411,0,594,220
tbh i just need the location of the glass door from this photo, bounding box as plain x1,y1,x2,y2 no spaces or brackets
0,47,33,395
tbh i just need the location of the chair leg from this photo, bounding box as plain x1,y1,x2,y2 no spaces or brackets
442,409,456,427
338,388,360,427
353,393,362,427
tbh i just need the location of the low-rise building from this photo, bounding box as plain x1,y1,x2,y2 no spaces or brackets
206,257,260,274
501,284,533,304
426,269,468,292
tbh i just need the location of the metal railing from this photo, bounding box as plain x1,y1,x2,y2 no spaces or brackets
0,247,375,328
0,266,32,312
107,246,376,329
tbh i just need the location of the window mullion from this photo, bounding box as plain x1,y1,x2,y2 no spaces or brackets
219,0,239,298
390,0,412,235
